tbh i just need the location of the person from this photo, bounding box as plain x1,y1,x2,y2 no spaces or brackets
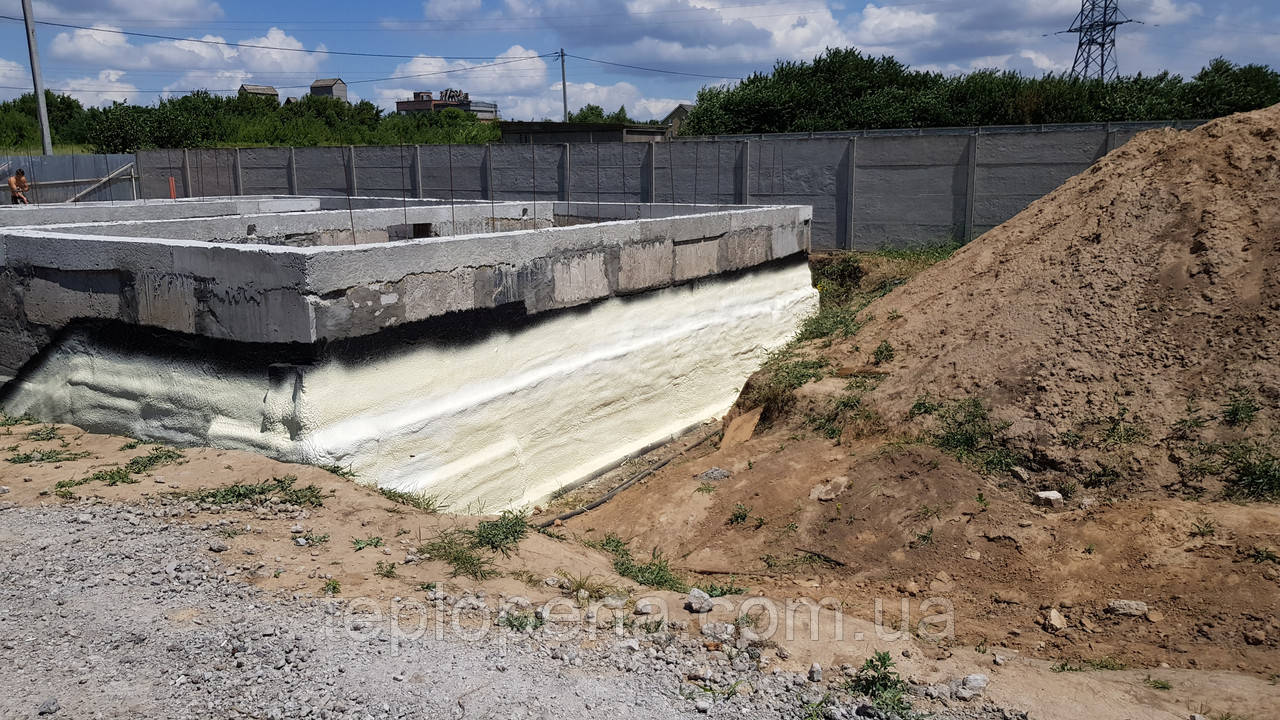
8,169,30,204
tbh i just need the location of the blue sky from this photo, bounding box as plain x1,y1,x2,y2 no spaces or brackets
0,0,1275,120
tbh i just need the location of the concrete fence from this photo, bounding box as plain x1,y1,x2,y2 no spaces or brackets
0,153,137,204
32,119,1200,250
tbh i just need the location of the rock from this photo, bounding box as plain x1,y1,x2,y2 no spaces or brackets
290,524,304,534
697,467,731,483
963,548,982,561
634,598,662,615
37,698,59,715
900,580,920,596
855,704,886,718
208,541,229,553
1078,496,1098,509
993,654,1008,666
1145,610,1165,623
0,486,9,494
1033,490,1064,508
776,645,790,660
1044,608,1067,632
809,476,848,502
701,621,735,642
961,673,989,691
1107,599,1148,616
1244,629,1266,646
694,698,712,713
1189,715,1208,720
686,588,714,613
75,513,92,524
809,662,823,682
293,538,307,547
929,571,954,592
1011,466,1031,482
993,589,1028,605
616,638,641,652
602,595,627,610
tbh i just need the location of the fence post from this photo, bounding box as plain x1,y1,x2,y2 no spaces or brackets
647,141,656,203
739,139,751,205
132,151,141,201
964,129,979,243
1104,121,1117,155
180,148,192,197
844,138,855,250
562,143,571,203
287,147,298,195
232,148,243,196
485,143,494,200
413,145,423,199
347,146,357,196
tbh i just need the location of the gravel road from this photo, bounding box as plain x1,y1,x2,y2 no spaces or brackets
0,502,1017,720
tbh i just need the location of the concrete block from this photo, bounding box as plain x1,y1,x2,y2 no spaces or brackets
617,239,673,293
718,227,771,272
24,272,122,326
134,273,197,333
551,251,611,305
673,238,719,283
402,268,476,320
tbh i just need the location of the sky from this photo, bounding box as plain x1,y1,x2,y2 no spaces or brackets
0,0,1274,121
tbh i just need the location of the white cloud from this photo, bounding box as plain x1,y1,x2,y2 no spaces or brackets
0,57,30,101
1141,0,1202,25
60,69,139,106
24,0,224,23
853,4,939,44
423,0,481,21
374,45,550,110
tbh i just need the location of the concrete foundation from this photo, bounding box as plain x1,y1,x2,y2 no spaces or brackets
1,196,815,507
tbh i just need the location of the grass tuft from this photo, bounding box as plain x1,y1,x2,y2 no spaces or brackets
419,529,499,580
845,651,911,715
1221,387,1260,428
26,425,60,442
124,446,184,474
467,509,530,557
351,536,384,551
588,533,687,592
378,486,450,513
7,448,91,464
180,475,326,507
918,397,1022,473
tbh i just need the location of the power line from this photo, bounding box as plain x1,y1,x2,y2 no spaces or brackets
564,53,744,81
0,14,525,60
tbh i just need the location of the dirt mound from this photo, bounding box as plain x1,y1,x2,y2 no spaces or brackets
840,104,1280,495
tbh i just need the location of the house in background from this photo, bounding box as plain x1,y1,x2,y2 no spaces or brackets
238,84,279,102
663,103,695,137
310,78,348,102
499,121,669,144
395,89,499,121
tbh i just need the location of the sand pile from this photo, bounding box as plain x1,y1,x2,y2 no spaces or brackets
847,103,1280,491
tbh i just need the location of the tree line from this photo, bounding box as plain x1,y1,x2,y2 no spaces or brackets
680,50,1280,136
0,91,500,153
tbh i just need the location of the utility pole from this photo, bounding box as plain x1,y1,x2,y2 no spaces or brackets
560,48,568,123
21,0,52,155
1063,0,1136,81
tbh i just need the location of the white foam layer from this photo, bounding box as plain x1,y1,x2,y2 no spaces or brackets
5,262,816,509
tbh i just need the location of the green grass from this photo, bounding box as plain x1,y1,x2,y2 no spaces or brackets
1247,546,1279,564
1221,387,1260,428
7,448,91,464
1220,443,1280,501
1145,676,1172,690
589,533,687,592
419,529,499,580
319,463,358,479
738,352,830,422
727,503,752,525
498,611,544,632
26,425,60,442
1098,406,1147,448
123,446,184,474
322,579,341,595
351,536,384,551
0,413,37,427
556,570,620,601
179,475,326,507
808,392,882,440
374,560,398,578
467,509,529,557
694,482,716,494
378,486,449,513
917,397,1022,473
794,305,869,342
302,532,330,546
1190,517,1217,537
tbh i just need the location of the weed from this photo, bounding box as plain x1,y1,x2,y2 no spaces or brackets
118,440,141,451
589,534,687,591
694,482,716,494
26,425,59,441
1221,387,1260,428
538,527,567,540
808,392,882,440
845,651,911,716
728,503,752,525
1099,406,1147,448
800,694,833,720
736,613,758,629
1248,546,1279,564
1220,443,1280,501
1190,517,1217,538
302,532,330,546
320,463,358,479
975,639,988,654
556,570,619,601
795,305,868,342
7,448,91,464
396,528,410,537
753,515,766,529
418,582,438,592
1055,477,1080,500
911,504,942,521
124,446,184,474
1058,430,1085,449
698,578,747,597
499,611,544,632
0,413,36,427
1051,661,1083,673
351,536,385,551
928,397,1021,473
1085,465,1122,489
975,491,990,509
217,526,246,539
1171,400,1209,440
872,340,895,365
378,486,449,513
322,579,341,595
419,530,498,581
1086,657,1126,671
180,475,326,507
738,352,830,422
97,467,137,486
468,509,529,557
639,619,666,633
909,394,943,418
1145,676,1172,690
1084,543,1096,555
374,561,398,578
886,309,902,321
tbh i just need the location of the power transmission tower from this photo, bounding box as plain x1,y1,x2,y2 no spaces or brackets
1064,0,1135,81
